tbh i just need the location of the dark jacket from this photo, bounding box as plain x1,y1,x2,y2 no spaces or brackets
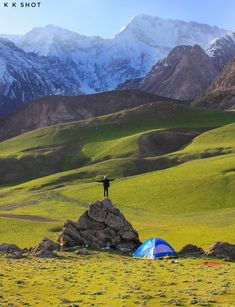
96,178,115,189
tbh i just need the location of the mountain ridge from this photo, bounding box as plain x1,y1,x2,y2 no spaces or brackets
0,15,229,116
0,90,180,141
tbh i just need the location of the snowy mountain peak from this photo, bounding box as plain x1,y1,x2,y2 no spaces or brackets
117,14,228,49
27,24,84,40
206,32,235,55
206,32,235,69
18,25,104,56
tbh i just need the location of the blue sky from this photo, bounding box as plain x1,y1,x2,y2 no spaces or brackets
0,0,235,36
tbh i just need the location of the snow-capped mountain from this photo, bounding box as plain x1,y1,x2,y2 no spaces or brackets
206,32,235,69
0,15,229,116
0,38,82,116
14,16,227,93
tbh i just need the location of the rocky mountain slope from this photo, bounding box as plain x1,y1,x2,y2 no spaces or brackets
0,38,82,117
118,45,220,100
0,15,227,116
0,90,176,141
193,57,235,109
206,32,235,69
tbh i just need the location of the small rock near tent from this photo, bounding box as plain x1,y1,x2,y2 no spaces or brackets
205,241,235,261
178,244,204,256
32,238,60,258
133,238,177,259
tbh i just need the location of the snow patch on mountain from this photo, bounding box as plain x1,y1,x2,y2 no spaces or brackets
206,32,235,68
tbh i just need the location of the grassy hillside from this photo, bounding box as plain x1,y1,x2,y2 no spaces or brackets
2,102,235,158
0,151,235,249
182,123,235,152
1,103,235,186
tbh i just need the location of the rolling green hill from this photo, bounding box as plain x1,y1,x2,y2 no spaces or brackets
1,102,235,186
182,122,235,152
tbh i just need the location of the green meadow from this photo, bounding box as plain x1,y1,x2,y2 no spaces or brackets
0,103,235,306
1,253,235,306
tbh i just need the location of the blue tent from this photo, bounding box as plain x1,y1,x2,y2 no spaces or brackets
133,238,177,259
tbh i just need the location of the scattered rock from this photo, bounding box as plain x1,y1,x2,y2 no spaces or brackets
58,199,140,252
205,241,235,261
178,244,204,256
0,243,22,253
75,248,94,256
33,237,60,253
36,249,57,258
7,251,24,259
32,238,60,258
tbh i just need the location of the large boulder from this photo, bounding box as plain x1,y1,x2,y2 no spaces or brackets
32,238,60,258
205,241,235,261
58,199,140,252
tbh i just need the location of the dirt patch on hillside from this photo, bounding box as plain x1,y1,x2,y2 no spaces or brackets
0,214,58,222
199,261,225,267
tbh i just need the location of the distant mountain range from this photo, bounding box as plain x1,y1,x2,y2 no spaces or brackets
0,15,229,116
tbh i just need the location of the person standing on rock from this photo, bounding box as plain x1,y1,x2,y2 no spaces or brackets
96,176,115,198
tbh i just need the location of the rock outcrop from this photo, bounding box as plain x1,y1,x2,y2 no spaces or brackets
58,199,140,252
205,241,235,261
32,238,60,258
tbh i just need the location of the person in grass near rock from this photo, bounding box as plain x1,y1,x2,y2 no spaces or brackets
96,176,115,198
